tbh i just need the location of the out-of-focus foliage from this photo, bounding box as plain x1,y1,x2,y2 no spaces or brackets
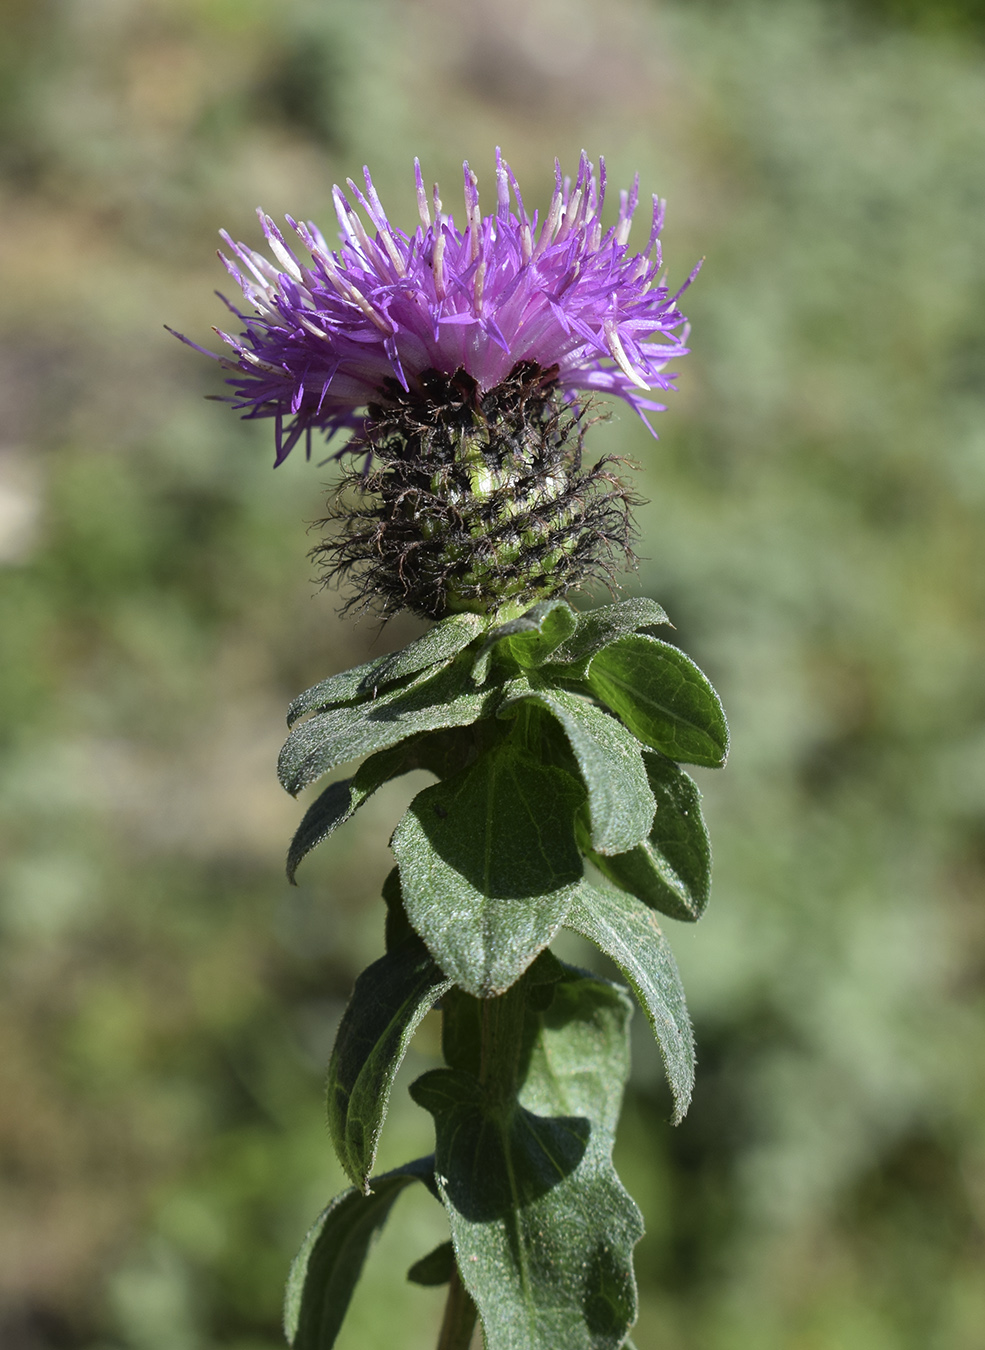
1,1,983,1348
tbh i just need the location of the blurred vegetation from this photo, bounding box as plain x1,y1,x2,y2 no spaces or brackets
1,1,984,1348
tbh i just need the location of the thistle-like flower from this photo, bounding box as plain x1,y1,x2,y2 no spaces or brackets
178,152,695,620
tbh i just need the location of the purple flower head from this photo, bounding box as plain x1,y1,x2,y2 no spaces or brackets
178,151,697,465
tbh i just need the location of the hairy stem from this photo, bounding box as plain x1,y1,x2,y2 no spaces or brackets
479,978,529,1104
436,978,529,1349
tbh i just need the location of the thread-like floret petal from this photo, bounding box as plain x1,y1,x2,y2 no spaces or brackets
176,151,695,464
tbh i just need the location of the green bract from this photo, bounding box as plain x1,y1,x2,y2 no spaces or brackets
281,597,727,1349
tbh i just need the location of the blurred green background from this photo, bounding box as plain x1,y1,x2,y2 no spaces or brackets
2,0,984,1347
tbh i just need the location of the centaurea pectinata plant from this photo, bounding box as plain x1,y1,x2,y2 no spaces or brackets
175,151,727,1350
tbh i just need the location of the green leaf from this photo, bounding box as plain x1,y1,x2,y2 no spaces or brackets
586,634,728,769
587,753,711,922
406,1240,455,1287
374,612,487,684
505,600,579,668
470,599,578,684
546,598,670,671
285,725,489,882
504,685,655,857
566,883,694,1123
411,969,643,1350
278,660,499,796
327,937,452,1190
391,741,585,996
286,739,417,882
284,1158,433,1350
287,613,486,726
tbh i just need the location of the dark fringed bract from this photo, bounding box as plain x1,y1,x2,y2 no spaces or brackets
314,363,639,621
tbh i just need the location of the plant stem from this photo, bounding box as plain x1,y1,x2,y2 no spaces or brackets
436,978,528,1349
437,1265,479,1350
479,978,529,1104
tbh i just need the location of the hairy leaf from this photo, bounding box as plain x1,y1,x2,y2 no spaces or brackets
279,660,499,796
411,969,643,1350
327,938,452,1190
285,726,488,881
286,739,417,882
566,883,694,1122
587,753,711,922
546,598,670,671
392,742,585,996
287,613,486,726
505,685,655,856
284,1158,433,1350
471,599,578,684
586,634,728,769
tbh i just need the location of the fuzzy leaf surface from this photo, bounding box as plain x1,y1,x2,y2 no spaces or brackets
546,598,670,671
586,634,728,768
587,753,711,922
283,1158,433,1350
287,613,485,726
411,969,642,1350
566,883,694,1122
279,660,498,796
391,742,584,996
471,599,577,683
285,726,488,881
327,938,452,1190
505,685,655,856
286,739,417,882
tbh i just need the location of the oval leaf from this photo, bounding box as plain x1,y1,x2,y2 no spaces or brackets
586,634,728,768
587,753,711,922
406,1240,455,1287
278,661,498,796
411,969,643,1350
392,742,585,996
507,686,655,856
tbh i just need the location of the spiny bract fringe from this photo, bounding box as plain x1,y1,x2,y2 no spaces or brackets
314,362,639,621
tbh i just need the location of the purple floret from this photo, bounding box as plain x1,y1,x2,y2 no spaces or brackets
175,151,697,465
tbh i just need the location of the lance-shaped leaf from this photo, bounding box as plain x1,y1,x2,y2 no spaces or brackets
287,740,416,882
471,599,578,684
287,612,486,726
327,937,452,1190
586,753,711,922
503,685,655,857
284,1157,434,1350
279,660,500,797
566,883,694,1122
411,969,643,1350
286,726,487,882
586,634,728,769
391,742,585,997
545,597,670,672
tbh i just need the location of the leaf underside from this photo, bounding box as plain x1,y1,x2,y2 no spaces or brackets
566,883,695,1122
327,937,452,1190
284,1158,434,1350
